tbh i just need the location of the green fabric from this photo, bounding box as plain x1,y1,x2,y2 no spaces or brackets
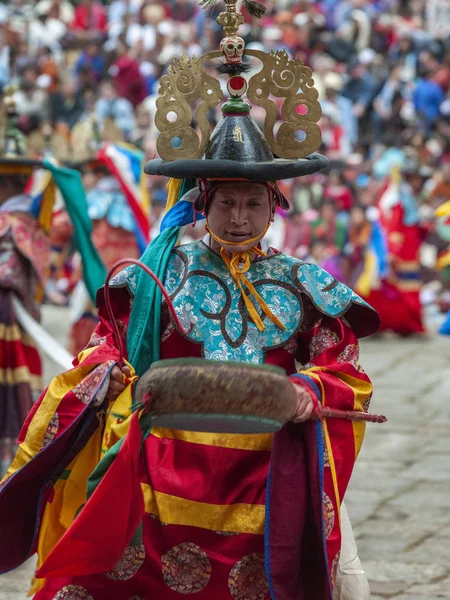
126,177,197,378
126,226,180,378
43,159,107,303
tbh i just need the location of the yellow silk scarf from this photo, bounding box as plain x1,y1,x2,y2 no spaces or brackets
206,224,285,333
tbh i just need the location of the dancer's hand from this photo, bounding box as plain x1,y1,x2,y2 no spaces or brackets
291,383,315,422
106,365,131,400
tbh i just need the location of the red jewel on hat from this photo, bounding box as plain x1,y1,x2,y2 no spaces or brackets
227,75,247,97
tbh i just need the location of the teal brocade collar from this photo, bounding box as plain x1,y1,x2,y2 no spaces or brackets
110,241,379,364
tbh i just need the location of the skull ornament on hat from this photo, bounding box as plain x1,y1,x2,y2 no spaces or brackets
220,36,245,64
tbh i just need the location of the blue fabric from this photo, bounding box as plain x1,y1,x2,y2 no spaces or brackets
160,198,205,232
413,79,445,120
162,242,375,363
400,182,419,226
439,311,450,336
373,148,406,180
114,144,144,182
370,220,389,278
86,188,136,233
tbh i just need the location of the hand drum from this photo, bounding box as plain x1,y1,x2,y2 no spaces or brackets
135,358,297,434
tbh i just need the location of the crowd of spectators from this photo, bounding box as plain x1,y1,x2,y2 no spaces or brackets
1,0,450,298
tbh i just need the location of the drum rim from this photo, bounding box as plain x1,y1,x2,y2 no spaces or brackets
151,412,284,430
150,358,285,375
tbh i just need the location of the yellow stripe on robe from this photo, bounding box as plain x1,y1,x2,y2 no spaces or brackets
2,364,95,481
0,367,42,389
141,484,265,535
151,427,273,451
0,322,21,341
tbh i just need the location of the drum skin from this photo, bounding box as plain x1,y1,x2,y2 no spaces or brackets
135,358,297,433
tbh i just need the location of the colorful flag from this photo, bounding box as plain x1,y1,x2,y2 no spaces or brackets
97,142,150,251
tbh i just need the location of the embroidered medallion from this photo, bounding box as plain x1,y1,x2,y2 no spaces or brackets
228,553,269,600
323,492,335,539
106,544,146,581
52,585,94,599
41,412,59,449
337,344,365,372
162,542,212,594
331,550,340,587
309,327,339,359
73,361,114,404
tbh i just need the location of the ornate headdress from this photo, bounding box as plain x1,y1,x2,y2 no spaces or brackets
144,0,328,181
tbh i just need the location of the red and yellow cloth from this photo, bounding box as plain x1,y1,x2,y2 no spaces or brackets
0,282,373,600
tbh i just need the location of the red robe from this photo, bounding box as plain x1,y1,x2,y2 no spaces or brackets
366,182,425,334
0,257,378,600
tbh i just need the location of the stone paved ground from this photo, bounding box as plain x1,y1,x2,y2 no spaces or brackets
0,307,449,599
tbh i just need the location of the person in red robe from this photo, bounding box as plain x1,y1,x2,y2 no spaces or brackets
367,165,426,335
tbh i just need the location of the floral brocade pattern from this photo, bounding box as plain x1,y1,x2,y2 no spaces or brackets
73,361,114,404
309,327,340,359
337,344,365,372
105,544,146,580
85,332,107,350
162,241,370,363
41,412,59,449
323,492,335,539
228,553,269,600
162,542,212,594
331,551,340,587
52,585,94,600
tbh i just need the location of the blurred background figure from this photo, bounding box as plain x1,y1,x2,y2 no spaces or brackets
0,0,447,339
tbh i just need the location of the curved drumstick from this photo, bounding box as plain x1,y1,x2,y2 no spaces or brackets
104,258,190,363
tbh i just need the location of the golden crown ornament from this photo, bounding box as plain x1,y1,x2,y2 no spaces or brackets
145,0,328,182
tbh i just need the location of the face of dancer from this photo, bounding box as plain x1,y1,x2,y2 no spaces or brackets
207,182,274,253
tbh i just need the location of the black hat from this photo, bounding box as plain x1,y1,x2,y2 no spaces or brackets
144,1,328,184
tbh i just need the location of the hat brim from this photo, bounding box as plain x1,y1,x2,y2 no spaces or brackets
144,153,329,181
0,158,44,175
64,158,105,171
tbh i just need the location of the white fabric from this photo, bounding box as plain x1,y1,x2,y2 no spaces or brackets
68,280,91,325
12,296,74,372
334,501,370,600
0,194,32,214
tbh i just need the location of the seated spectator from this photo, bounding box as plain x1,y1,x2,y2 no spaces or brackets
74,41,105,84
320,114,351,161
49,78,85,129
28,7,67,54
109,42,147,108
71,0,107,40
34,0,75,25
13,78,49,123
323,169,355,214
342,59,376,121
413,65,445,133
94,80,135,139
372,64,407,142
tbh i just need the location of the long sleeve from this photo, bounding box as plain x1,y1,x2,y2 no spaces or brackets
291,314,372,502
